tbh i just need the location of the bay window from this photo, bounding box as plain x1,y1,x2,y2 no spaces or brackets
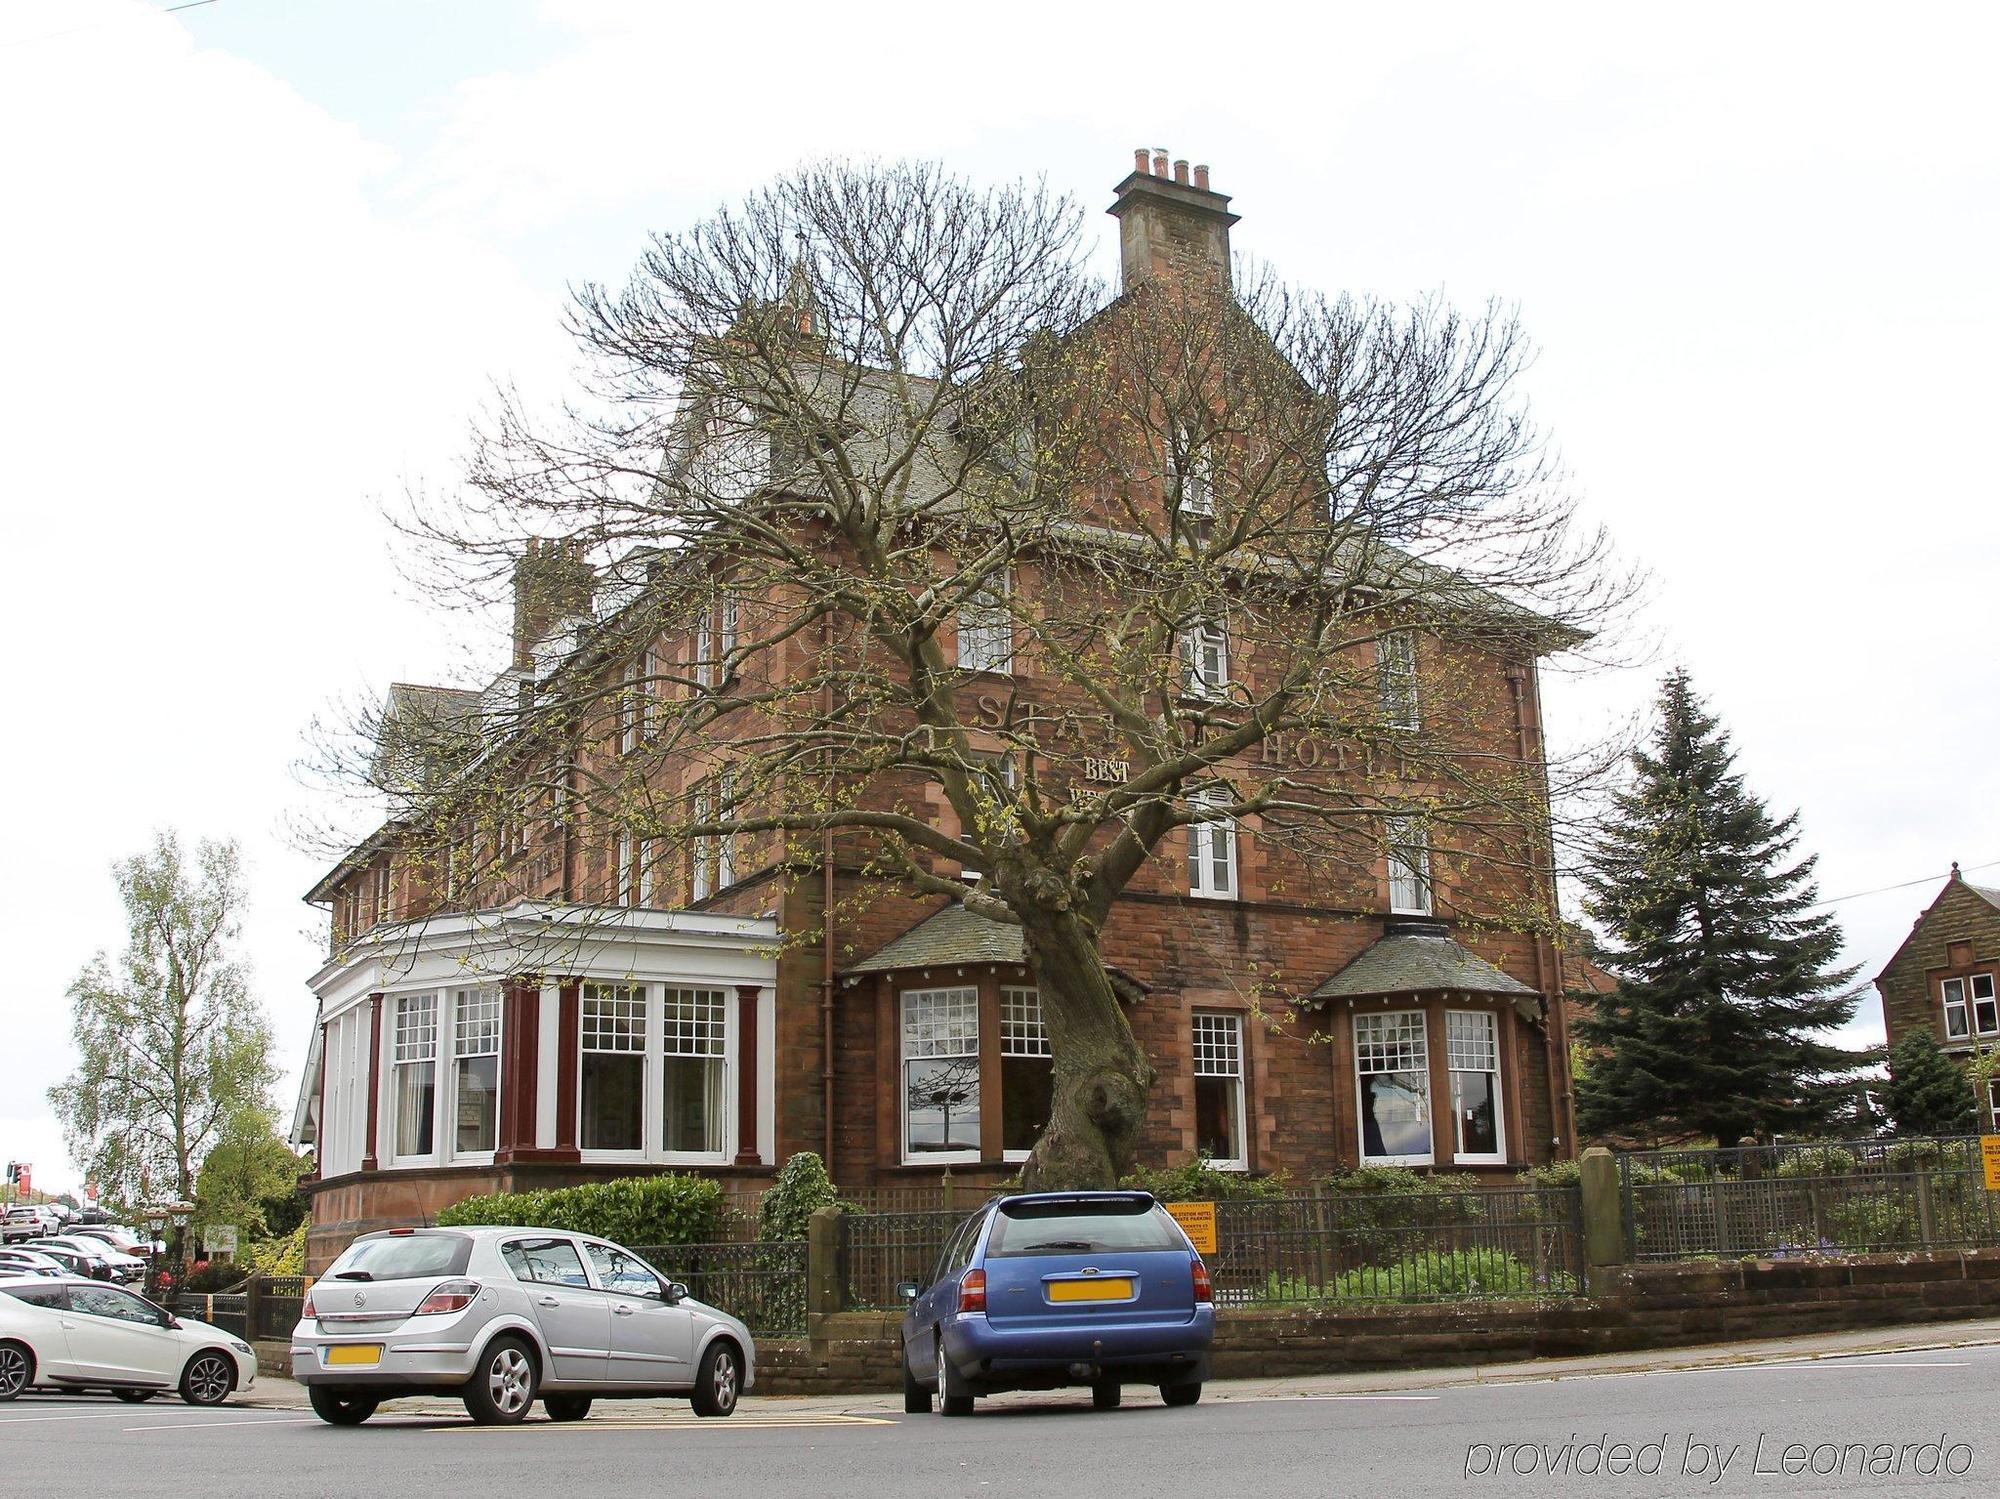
580,984,646,1152
1447,1009,1504,1162
1355,1010,1431,1163
1192,1012,1246,1169
661,987,727,1156
1000,986,1053,1158
902,986,981,1161
452,987,501,1156
393,993,438,1159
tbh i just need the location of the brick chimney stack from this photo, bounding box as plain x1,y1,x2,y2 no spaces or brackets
1109,146,1240,293
511,537,595,671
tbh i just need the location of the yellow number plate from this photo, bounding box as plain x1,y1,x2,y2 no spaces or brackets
1047,1278,1134,1303
325,1344,383,1367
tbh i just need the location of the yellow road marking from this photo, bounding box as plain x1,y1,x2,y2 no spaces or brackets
437,1414,894,1433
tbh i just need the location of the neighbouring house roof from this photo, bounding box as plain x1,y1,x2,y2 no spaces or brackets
1305,921,1541,1014
1968,883,2000,912
844,902,1148,1001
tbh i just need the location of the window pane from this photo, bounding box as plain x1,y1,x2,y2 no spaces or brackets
502,1238,588,1287
1002,1055,1053,1153
581,1054,645,1150
396,1063,435,1156
1453,1068,1499,1156
906,1057,981,1153
1194,1075,1241,1162
455,1054,498,1153
662,1055,724,1153
1356,1011,1431,1160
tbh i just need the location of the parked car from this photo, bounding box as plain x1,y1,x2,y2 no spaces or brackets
71,1226,160,1256
1,1209,49,1246
0,1251,67,1279
20,1244,114,1282
34,1237,145,1285
0,1276,256,1404
290,1226,755,1427
899,1191,1213,1415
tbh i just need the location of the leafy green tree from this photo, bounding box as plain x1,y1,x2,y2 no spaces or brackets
1881,1032,1977,1136
1574,672,1865,1144
49,833,277,1206
193,1105,307,1242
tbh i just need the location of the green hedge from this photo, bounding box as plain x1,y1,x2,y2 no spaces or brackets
1120,1163,1291,1202
436,1174,722,1246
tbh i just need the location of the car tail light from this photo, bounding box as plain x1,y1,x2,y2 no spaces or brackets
957,1268,987,1315
301,1288,317,1319
1190,1254,1212,1304
415,1280,481,1315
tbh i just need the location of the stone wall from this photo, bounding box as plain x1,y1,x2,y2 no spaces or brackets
752,1249,2000,1394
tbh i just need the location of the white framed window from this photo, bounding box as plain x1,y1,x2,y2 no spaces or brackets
1356,1010,1432,1164
1180,615,1228,697
1175,427,1214,518
1387,817,1432,915
1942,977,1970,1040
1447,1010,1504,1163
615,831,636,906
452,988,501,1157
619,657,643,754
392,993,438,1160
661,987,727,1158
637,837,658,906
1972,973,1998,1036
692,772,737,900
1378,630,1419,730
1000,986,1052,1161
957,572,1013,674
1989,1077,2000,1133
960,753,1017,882
902,986,981,1162
642,647,662,733
696,591,740,689
1187,791,1238,900
373,864,392,928
1193,1012,1246,1169
580,984,647,1153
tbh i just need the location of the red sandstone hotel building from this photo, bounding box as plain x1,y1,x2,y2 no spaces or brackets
292,154,1580,1268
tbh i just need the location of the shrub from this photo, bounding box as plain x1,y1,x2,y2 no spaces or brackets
1515,1158,1581,1190
180,1260,245,1294
1323,1166,1480,1197
758,1153,843,1241
437,1173,722,1246
1120,1163,1290,1202
1333,1246,1571,1301
243,1222,306,1277
1773,1145,1860,1180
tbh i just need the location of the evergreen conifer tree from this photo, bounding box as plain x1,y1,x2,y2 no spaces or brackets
1575,671,1864,1144
1881,1032,1977,1137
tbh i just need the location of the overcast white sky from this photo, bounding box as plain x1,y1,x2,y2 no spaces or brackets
3,0,1994,1195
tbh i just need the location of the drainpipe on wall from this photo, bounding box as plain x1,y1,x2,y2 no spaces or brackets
1507,661,1576,1161
820,611,838,1169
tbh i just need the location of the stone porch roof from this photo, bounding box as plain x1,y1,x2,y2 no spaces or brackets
1305,919,1541,1017
844,903,1148,1001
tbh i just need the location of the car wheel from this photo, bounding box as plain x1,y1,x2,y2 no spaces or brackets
1091,1381,1121,1410
690,1339,741,1418
463,1335,539,1425
179,1351,236,1407
936,1333,973,1417
544,1395,593,1422
901,1337,931,1414
114,1390,157,1403
0,1342,32,1402
308,1386,380,1426
1161,1382,1202,1408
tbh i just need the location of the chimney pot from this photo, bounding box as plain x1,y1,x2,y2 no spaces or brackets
1152,149,1169,176
1173,158,1189,185
1134,147,1151,175
1193,163,1210,190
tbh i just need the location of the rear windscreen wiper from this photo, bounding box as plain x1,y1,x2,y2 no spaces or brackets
330,1270,374,1281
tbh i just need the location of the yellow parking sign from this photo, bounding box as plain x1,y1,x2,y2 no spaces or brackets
1166,1200,1218,1255
1982,1136,2000,1192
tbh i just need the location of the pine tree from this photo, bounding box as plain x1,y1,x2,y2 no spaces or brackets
1881,1032,1977,1137
1574,671,1865,1144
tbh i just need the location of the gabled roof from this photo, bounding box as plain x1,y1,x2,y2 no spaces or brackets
1874,865,2000,988
844,902,1148,1001
1305,920,1540,1015
1968,883,2000,912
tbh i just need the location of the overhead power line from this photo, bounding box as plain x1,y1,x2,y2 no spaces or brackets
1808,857,2000,911
2,0,219,52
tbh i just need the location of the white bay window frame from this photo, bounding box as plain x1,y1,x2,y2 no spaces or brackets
1187,791,1238,900
1355,1009,1433,1165
901,986,982,1164
577,982,735,1165
1446,1008,1505,1164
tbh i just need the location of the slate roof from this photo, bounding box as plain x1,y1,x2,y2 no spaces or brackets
1306,925,1540,1003
1968,883,2000,913
845,903,1147,1000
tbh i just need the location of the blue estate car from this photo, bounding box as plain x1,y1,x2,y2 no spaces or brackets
899,1191,1214,1415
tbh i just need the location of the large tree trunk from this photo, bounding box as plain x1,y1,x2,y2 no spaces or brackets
1016,905,1155,1190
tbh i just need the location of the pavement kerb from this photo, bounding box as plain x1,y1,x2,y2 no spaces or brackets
239,1314,2000,1417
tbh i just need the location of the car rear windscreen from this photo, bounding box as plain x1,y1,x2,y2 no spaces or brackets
985,1200,1188,1257
325,1232,473,1281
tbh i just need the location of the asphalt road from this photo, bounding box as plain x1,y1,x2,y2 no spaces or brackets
0,1342,1992,1498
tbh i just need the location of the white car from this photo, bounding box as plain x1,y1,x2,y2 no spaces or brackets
291,1227,755,1426
35,1237,146,1285
0,1276,257,1404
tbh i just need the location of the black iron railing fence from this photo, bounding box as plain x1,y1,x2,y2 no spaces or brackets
1618,1136,2000,1261
633,1239,809,1335
841,1209,965,1310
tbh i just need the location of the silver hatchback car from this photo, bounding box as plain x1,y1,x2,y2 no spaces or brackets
291,1227,755,1425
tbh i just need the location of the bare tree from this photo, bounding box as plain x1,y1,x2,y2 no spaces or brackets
314,161,1631,1189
